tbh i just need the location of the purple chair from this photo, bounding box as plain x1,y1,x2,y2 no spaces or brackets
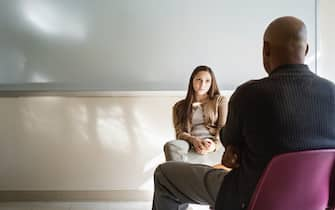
248,149,335,210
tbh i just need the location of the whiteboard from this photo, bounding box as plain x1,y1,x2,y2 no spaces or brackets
0,0,317,91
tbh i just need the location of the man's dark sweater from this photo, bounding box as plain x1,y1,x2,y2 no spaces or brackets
216,64,335,210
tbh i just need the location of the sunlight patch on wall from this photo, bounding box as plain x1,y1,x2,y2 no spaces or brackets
69,104,90,142
30,72,50,83
96,106,130,151
143,153,165,173
21,0,86,41
20,97,64,140
131,107,171,147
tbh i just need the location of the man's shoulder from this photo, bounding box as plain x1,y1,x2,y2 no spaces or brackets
234,78,268,94
228,78,271,105
315,74,335,89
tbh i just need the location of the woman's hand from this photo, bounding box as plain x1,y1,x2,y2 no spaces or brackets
192,138,206,154
192,138,216,155
203,138,216,153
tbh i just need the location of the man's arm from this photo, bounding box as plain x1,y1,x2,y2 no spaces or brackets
220,87,245,168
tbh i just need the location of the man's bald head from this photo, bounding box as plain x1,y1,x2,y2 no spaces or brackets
262,16,309,74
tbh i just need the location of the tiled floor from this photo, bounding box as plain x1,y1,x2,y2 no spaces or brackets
0,202,210,210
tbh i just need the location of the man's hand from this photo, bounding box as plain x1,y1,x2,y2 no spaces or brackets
221,145,240,169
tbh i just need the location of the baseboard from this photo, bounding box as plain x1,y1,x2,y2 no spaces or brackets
0,190,153,202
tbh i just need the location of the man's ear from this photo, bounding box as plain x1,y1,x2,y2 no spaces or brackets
263,41,270,56
262,41,271,74
305,44,309,56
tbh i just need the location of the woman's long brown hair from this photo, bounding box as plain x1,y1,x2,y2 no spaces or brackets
176,65,220,131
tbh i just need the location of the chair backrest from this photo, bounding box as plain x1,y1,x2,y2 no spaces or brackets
248,149,335,210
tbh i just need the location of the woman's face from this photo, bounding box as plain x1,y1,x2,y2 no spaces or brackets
192,71,212,96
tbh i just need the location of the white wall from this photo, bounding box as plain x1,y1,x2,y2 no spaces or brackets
318,0,335,82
